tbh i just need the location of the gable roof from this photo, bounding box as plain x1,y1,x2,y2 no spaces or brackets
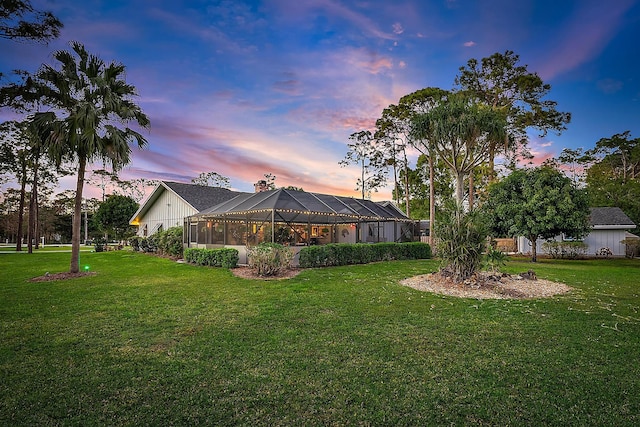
194,188,410,224
162,181,244,211
130,181,245,224
590,207,636,229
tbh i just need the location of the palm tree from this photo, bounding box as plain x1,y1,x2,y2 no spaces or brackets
32,42,150,273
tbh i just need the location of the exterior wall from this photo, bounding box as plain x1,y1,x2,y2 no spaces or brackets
518,230,630,257
136,190,197,237
337,224,357,244
583,230,628,256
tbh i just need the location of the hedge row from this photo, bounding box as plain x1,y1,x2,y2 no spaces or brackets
298,242,431,268
183,247,239,268
541,241,588,259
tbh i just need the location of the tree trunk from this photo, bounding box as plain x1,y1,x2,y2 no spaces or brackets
429,154,435,247
70,156,87,273
27,189,35,254
488,147,496,182
530,235,538,262
455,172,465,207
361,158,366,200
16,169,27,252
403,150,410,217
468,173,474,210
31,154,40,250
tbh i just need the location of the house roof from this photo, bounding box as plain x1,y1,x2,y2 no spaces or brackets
130,181,244,224
162,181,244,211
590,207,636,229
194,188,410,224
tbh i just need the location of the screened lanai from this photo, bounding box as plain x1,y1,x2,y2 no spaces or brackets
184,188,414,248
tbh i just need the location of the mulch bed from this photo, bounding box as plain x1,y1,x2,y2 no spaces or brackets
30,272,97,282
230,266,302,280
400,271,572,299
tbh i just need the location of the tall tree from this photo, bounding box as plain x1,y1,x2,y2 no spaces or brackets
585,131,640,232
412,93,508,207
191,171,231,188
484,166,590,262
0,120,59,251
592,131,640,181
455,50,571,178
28,42,149,273
0,0,62,43
93,194,138,241
555,147,595,187
339,130,388,199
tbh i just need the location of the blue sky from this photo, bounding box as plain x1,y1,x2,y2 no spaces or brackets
2,0,639,200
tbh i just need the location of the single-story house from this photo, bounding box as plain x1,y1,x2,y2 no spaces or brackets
184,187,414,264
129,181,244,237
517,207,637,257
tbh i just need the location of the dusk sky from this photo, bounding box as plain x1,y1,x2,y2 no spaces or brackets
2,0,640,201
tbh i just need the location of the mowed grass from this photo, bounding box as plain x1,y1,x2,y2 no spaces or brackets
1,251,639,425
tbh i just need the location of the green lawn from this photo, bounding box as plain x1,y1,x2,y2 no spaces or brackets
1,251,639,425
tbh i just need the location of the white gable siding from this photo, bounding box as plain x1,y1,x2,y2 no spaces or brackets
137,190,197,237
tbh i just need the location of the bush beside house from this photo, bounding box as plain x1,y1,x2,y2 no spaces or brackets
183,248,239,268
298,242,431,268
131,226,184,257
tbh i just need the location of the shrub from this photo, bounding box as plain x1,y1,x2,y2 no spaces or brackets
129,236,141,251
247,243,294,276
183,248,239,268
484,247,508,273
622,238,640,258
94,237,106,252
156,227,183,257
435,202,487,282
542,241,588,259
139,235,157,253
298,242,431,268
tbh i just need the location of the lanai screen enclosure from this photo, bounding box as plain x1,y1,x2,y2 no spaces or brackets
184,188,414,249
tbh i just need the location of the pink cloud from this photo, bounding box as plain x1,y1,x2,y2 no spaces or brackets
343,47,393,75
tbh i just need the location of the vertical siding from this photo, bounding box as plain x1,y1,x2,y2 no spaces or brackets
584,230,627,256
518,230,628,256
137,191,197,236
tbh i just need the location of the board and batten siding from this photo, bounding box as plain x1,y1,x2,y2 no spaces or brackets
137,190,197,236
583,230,628,256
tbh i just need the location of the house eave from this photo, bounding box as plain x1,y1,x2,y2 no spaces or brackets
591,224,637,230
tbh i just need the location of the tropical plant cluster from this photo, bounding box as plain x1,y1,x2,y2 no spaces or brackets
435,203,487,282
247,243,294,276
298,242,431,268
183,247,239,268
130,226,183,257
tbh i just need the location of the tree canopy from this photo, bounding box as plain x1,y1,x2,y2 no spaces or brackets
484,166,590,262
93,194,138,240
339,130,388,199
455,50,570,176
0,0,62,43
21,42,149,272
412,92,508,207
191,171,231,188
